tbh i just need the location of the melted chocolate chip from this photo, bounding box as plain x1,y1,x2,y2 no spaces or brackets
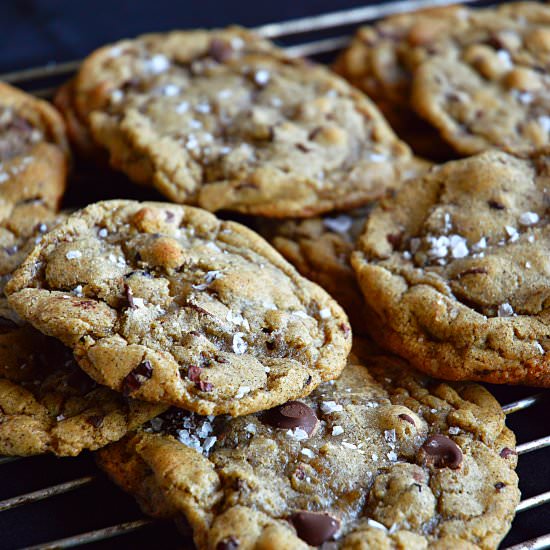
398,413,416,426
122,360,153,396
209,39,234,63
386,232,403,248
488,200,505,210
290,511,340,546
500,447,518,459
261,401,318,435
67,369,97,394
216,536,239,550
187,365,213,392
419,435,463,469
87,415,104,428
124,284,136,308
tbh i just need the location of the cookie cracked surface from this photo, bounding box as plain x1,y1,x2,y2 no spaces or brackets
97,344,519,549
64,27,413,217
352,149,550,386
6,200,351,415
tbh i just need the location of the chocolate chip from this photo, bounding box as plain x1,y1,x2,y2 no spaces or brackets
500,447,518,459
495,482,506,491
296,143,311,153
209,39,234,63
187,365,202,383
418,435,463,469
0,316,18,334
124,284,136,308
261,401,318,435
399,413,416,426
87,415,104,428
386,232,403,247
290,511,340,546
165,210,175,222
304,375,312,386
187,365,213,392
488,200,505,210
122,360,153,396
216,536,239,550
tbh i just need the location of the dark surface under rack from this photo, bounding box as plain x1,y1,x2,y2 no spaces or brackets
1,1,550,548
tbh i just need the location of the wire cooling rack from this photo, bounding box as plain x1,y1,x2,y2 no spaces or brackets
1,0,549,548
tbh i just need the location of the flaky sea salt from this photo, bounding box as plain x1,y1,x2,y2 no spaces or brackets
235,385,250,399
320,401,343,414
319,308,331,319
498,303,514,317
286,427,309,441
332,425,344,436
65,250,82,260
233,333,248,355
254,69,270,86
323,215,353,234
519,211,539,226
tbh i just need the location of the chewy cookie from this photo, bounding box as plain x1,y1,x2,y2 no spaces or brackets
352,149,550,386
97,345,519,549
6,200,351,416
62,27,414,217
411,3,550,155
0,303,165,456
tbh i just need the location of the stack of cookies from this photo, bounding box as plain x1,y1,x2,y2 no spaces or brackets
6,2,550,546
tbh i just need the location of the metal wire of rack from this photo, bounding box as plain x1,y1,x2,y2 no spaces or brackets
0,0,549,548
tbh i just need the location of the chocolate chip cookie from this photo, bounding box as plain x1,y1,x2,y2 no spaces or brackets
353,149,550,386
6,200,351,416
0,302,165,456
62,27,413,217
411,4,550,155
97,343,519,549
0,82,68,209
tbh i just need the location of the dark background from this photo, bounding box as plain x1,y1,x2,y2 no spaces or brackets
0,1,549,549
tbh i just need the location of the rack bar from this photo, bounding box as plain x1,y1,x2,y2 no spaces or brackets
0,456,21,465
0,476,95,512
502,394,545,415
517,436,550,456
22,518,155,550
504,533,550,550
0,60,80,86
517,491,550,514
285,36,350,58
255,0,481,38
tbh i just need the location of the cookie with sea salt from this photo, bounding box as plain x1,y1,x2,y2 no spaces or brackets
97,345,519,549
411,3,550,155
0,304,165,456
6,200,351,416
62,27,414,217
352,149,550,385
0,82,68,208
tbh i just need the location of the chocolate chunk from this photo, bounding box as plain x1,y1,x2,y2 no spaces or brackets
386,232,403,247
338,322,351,337
209,39,234,63
122,360,153,396
398,413,416,426
187,365,213,392
261,401,318,435
500,447,518,459
488,200,505,210
216,536,239,550
87,415,104,428
418,434,463,469
124,284,136,308
495,482,506,491
0,316,18,334
290,511,340,546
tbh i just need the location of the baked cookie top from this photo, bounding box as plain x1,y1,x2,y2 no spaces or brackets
67,27,413,217
97,345,519,549
411,3,550,155
352,149,550,385
0,302,164,456
6,200,351,416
